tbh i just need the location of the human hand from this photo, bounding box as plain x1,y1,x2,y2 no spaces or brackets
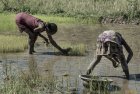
43,41,49,47
86,70,91,75
44,39,49,46
61,48,72,55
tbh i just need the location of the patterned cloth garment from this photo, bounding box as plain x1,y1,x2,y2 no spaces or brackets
96,30,123,56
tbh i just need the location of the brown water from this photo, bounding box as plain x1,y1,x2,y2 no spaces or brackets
0,24,140,94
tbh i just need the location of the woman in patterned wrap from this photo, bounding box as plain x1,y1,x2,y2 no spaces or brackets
86,30,133,79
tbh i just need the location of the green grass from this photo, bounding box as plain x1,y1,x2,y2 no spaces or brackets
0,13,95,34
0,35,28,53
0,61,57,94
0,57,80,94
0,13,88,53
53,43,87,56
0,13,17,33
0,0,140,21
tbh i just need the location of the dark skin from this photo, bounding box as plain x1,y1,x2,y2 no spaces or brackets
47,34,68,53
29,23,71,55
86,36,133,79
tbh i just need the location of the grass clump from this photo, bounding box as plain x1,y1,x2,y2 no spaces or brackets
0,35,28,53
0,13,17,33
53,43,87,56
0,60,57,94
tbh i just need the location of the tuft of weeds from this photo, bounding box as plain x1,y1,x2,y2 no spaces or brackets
0,35,28,53
53,43,87,56
0,56,58,94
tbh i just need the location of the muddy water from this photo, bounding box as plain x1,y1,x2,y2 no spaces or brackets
0,24,140,94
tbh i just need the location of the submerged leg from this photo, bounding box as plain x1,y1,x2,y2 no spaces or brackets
25,28,37,54
119,54,129,79
29,35,38,54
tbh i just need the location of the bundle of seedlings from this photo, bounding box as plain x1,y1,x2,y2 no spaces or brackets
79,75,113,91
52,43,87,56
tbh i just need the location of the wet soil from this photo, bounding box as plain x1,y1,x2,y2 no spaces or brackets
0,24,140,94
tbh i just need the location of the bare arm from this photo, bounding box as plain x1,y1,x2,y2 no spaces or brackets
38,33,49,44
86,55,102,75
47,34,64,52
121,37,133,64
34,22,45,33
47,34,71,54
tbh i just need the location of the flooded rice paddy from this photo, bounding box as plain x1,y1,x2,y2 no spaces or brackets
0,24,140,94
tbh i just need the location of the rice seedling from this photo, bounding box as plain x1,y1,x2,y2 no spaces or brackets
0,57,58,94
0,35,28,53
52,43,87,56
35,15,79,24
0,13,17,33
80,75,113,93
0,13,91,34
62,43,87,56
56,76,80,94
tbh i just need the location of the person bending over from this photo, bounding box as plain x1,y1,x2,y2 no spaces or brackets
86,30,133,79
15,12,70,54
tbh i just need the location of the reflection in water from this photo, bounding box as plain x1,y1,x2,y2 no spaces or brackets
43,58,58,93
27,55,57,93
122,80,129,94
121,80,137,94
28,55,39,80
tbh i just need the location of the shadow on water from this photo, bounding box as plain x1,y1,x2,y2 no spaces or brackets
34,51,86,56
101,75,126,80
129,74,140,81
100,74,140,81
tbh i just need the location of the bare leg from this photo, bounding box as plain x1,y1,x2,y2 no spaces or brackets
119,54,129,79
24,28,38,54
29,35,38,54
86,55,102,75
105,55,119,68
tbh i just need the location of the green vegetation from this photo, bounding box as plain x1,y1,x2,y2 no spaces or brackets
0,13,88,53
0,59,80,94
0,0,140,33
0,13,95,33
53,43,87,56
0,60,57,94
0,35,28,53
0,0,140,22
0,13,16,33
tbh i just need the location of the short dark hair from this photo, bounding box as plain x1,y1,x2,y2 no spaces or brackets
46,23,57,34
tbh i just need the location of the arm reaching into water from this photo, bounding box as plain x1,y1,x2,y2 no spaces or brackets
86,55,102,75
38,33,49,45
47,34,71,55
33,22,49,45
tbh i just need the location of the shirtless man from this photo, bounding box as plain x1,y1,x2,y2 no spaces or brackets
15,12,70,54
86,30,133,79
